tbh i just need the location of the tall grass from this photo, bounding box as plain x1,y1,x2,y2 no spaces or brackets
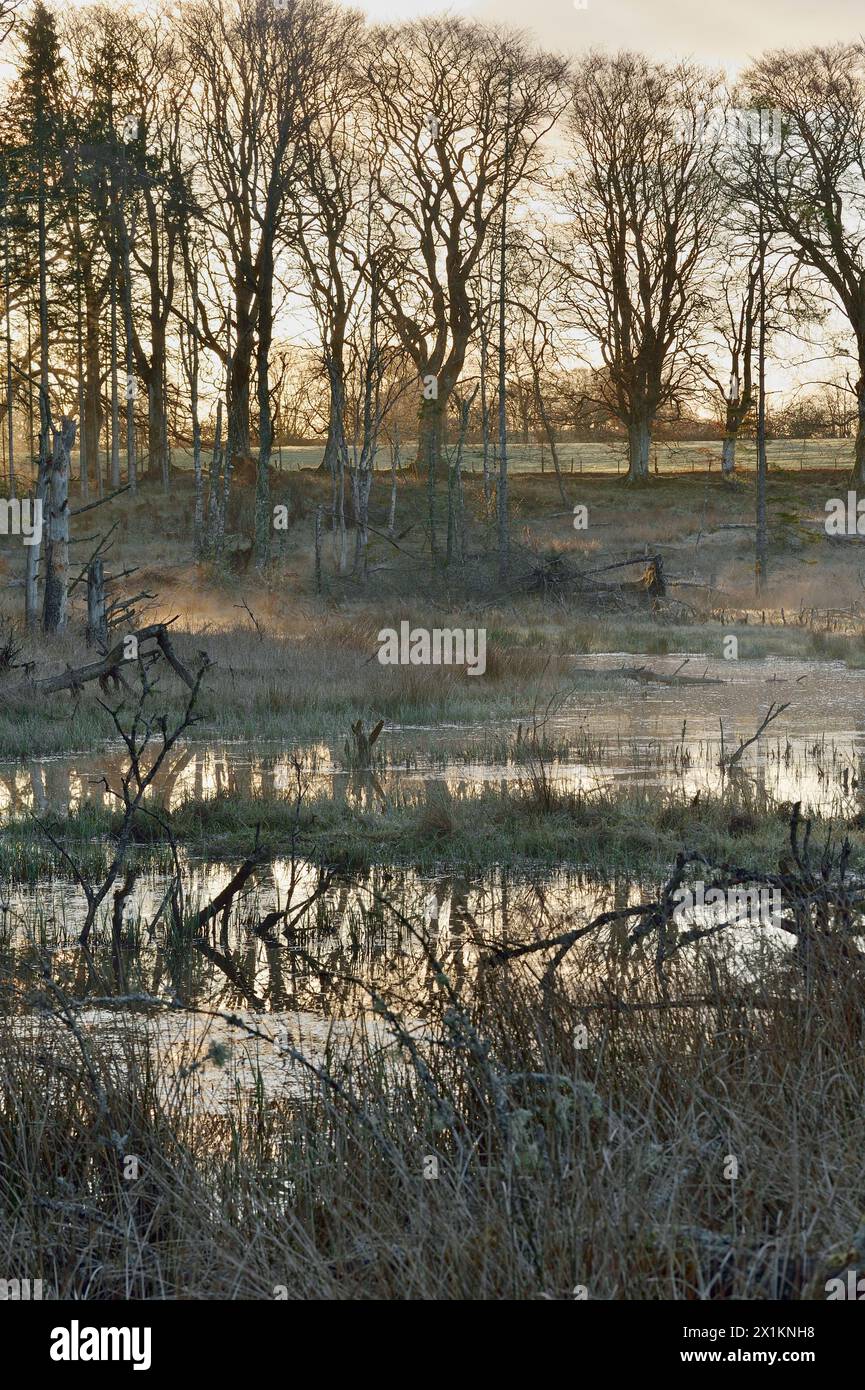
1,939,863,1299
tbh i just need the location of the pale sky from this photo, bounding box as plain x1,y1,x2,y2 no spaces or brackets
351,0,864,72
29,0,865,69
3,0,858,408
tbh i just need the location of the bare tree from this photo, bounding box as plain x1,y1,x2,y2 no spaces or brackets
180,0,322,565
289,6,368,487
0,0,19,45
706,251,759,475
559,52,723,481
121,8,184,488
512,229,569,502
742,44,865,487
363,16,567,481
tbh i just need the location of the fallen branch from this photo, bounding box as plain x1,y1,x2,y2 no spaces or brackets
1,621,200,697
609,663,724,687
70,483,132,517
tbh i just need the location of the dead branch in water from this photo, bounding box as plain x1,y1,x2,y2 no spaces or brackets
721,700,790,769
192,835,270,934
614,660,724,687
31,655,210,946
484,802,865,995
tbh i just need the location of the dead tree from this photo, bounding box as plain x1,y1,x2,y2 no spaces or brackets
86,556,108,648
2,621,198,699
33,653,210,946
23,454,50,630
345,718,384,770
42,416,75,634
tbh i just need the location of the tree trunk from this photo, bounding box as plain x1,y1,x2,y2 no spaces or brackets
318,330,346,474
627,416,651,482
416,389,448,481
480,326,492,504
3,208,14,497
497,72,512,581
227,302,254,466
206,399,223,558
83,282,103,498
218,452,232,556
425,396,441,563
118,196,137,494
335,456,348,573
447,389,474,566
190,323,204,560
75,257,86,502
142,368,169,485
43,417,75,634
26,153,51,632
721,430,737,476
755,215,768,596
850,372,865,489
352,462,372,580
109,265,121,490
534,372,566,504
387,425,400,536
253,263,275,571
138,185,173,485
86,555,107,648
24,456,49,629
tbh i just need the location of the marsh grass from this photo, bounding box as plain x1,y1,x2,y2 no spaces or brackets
4,464,865,758
1,944,863,1299
0,757,845,881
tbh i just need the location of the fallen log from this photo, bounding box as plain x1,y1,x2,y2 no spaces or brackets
516,552,668,601
583,553,666,595
603,661,725,687
0,621,201,698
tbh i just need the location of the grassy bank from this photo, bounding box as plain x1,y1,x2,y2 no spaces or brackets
5,767,859,881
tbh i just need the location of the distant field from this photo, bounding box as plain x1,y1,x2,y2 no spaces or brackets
162,436,858,475
2,435,857,487
452,437,857,475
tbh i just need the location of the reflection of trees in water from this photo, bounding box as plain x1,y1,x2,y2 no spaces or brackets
3,854,637,1040
5,725,865,831
28,762,47,815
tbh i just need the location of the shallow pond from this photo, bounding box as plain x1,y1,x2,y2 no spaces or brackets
1,654,864,819
2,653,862,1105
